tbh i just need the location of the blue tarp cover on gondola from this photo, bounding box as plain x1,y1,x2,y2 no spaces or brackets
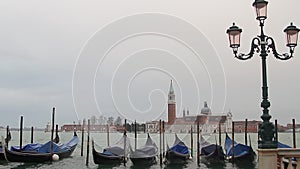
170,143,189,155
201,144,217,155
11,143,42,152
102,149,115,156
225,134,253,157
169,134,189,155
10,135,79,153
38,135,78,153
226,143,251,157
278,142,291,148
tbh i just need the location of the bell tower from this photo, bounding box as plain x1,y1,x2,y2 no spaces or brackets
168,80,176,125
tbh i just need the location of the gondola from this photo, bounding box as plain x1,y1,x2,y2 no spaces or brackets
130,133,158,166
224,133,256,162
200,136,225,163
165,134,190,164
92,133,131,165
3,132,78,163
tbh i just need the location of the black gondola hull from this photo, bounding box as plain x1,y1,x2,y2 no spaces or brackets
165,149,190,164
201,151,225,163
130,156,156,166
0,152,5,161
228,148,256,162
201,145,225,163
4,145,77,163
92,147,124,165
4,147,51,163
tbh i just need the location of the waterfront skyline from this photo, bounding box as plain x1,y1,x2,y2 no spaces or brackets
0,0,299,128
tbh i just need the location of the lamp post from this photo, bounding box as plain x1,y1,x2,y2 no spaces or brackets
226,0,300,149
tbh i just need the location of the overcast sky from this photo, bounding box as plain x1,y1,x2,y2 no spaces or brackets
0,0,299,128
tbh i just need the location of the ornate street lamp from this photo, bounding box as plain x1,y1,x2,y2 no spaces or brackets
253,0,268,21
226,0,300,149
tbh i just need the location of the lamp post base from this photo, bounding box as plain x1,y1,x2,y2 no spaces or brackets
258,121,277,149
258,141,278,149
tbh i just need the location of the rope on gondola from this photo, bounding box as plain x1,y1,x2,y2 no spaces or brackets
92,138,106,150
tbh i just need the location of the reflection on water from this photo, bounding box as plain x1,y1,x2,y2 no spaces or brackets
97,163,123,169
8,162,44,169
233,161,256,169
164,162,189,169
202,161,226,169
129,161,158,169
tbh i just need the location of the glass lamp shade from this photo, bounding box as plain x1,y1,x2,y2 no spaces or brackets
284,23,300,47
226,23,242,49
253,0,268,21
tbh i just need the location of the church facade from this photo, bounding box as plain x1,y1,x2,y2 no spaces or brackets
145,80,233,134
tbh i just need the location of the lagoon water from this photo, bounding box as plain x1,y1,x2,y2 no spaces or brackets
0,130,298,169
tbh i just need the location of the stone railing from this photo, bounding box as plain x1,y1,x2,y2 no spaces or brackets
258,148,300,169
277,148,300,169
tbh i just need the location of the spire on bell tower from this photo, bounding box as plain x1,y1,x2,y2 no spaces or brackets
169,80,174,94
168,80,175,104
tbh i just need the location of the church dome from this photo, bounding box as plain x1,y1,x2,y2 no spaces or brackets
201,101,211,115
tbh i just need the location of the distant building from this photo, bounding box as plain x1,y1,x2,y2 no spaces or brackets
287,123,300,129
61,124,120,132
233,120,261,133
61,124,82,132
45,122,51,132
277,124,288,132
146,80,233,133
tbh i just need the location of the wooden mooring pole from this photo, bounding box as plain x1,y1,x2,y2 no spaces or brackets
6,125,10,147
162,120,165,158
245,118,248,146
86,119,90,166
219,122,221,146
135,120,137,151
31,126,34,144
197,120,200,166
232,121,235,163
50,107,55,157
124,119,127,166
159,120,162,165
81,119,85,156
55,124,59,143
190,125,193,158
275,119,278,143
293,119,296,148
107,124,110,147
19,116,23,151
